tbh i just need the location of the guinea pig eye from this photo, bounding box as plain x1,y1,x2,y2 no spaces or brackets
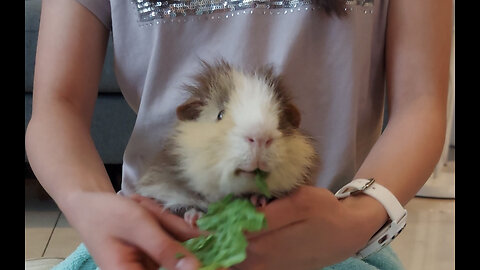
217,110,225,121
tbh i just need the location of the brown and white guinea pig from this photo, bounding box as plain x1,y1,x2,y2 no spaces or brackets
135,60,318,223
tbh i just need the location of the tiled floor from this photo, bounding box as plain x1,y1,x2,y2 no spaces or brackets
25,178,82,260
25,163,455,269
390,197,454,270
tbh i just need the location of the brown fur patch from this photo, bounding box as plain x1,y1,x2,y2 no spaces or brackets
176,98,205,121
254,66,302,134
185,60,234,110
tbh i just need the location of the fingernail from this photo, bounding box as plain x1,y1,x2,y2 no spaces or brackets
176,257,198,270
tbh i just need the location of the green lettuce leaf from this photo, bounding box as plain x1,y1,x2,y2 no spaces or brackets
160,171,271,270
254,169,271,198
182,195,267,270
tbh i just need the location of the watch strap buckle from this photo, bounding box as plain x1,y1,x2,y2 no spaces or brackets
350,178,375,196
335,178,375,199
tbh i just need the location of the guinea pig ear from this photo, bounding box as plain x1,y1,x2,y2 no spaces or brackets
283,103,301,129
176,98,205,121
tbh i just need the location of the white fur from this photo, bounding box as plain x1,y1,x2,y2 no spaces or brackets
229,70,281,135
136,168,210,210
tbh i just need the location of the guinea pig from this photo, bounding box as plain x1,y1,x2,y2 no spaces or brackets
135,60,318,224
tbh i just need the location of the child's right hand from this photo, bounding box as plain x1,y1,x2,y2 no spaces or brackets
59,191,202,270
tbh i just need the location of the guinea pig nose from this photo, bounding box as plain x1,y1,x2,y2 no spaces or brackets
246,136,274,148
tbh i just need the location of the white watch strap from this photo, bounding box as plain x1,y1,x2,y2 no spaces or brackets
335,178,406,222
335,178,408,259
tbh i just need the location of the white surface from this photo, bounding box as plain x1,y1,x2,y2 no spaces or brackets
417,168,455,199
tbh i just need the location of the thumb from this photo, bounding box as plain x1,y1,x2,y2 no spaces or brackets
136,230,200,270
131,194,204,241
124,213,201,270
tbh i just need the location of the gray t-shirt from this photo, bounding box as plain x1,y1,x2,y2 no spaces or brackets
76,0,388,195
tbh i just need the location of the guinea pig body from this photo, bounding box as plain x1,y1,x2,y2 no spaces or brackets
135,61,317,216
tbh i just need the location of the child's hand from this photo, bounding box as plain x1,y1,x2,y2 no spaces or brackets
234,186,388,270
60,192,201,270
130,194,206,239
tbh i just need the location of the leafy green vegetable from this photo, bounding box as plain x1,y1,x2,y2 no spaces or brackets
254,169,271,198
166,195,267,270
159,171,272,270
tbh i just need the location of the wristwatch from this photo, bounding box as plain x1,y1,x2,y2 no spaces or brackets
334,178,407,259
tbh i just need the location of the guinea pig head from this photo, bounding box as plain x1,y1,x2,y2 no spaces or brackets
173,62,317,201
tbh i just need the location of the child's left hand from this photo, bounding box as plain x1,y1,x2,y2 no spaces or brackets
234,186,388,270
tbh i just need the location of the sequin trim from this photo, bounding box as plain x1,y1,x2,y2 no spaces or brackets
345,0,374,13
132,0,374,25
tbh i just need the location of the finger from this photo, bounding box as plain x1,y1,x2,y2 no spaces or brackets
125,213,201,270
237,222,312,270
132,231,200,270
140,251,161,270
132,194,204,241
88,238,146,270
130,194,157,204
246,190,309,238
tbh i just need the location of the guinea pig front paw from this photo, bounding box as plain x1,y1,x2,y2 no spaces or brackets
249,194,268,208
184,208,204,227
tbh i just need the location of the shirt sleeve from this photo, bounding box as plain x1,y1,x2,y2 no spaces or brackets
75,0,112,30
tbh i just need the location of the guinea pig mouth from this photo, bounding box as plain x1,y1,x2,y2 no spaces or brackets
234,168,269,179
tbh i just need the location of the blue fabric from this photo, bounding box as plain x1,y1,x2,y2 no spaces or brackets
52,244,99,270
53,243,404,270
324,246,404,270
